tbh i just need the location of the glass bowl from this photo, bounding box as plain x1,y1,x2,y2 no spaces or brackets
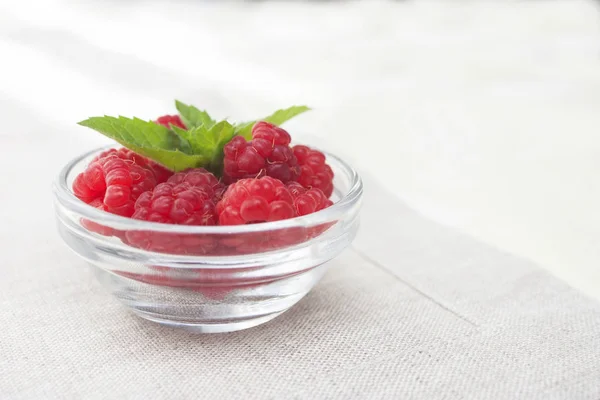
53,146,363,333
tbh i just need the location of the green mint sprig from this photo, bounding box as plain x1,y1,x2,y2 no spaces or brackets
78,101,310,174
175,100,215,129
234,105,310,139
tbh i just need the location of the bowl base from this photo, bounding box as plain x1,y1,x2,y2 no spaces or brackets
132,309,285,333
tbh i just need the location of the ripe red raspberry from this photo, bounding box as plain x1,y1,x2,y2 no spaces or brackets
287,182,333,216
125,169,223,254
287,182,335,241
292,145,334,198
155,114,186,130
73,149,160,217
131,169,223,225
216,176,297,225
223,121,300,184
166,167,223,198
91,147,173,184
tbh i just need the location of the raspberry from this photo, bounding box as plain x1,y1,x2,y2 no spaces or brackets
131,169,223,225
155,114,186,130
73,148,160,217
166,168,223,198
223,121,300,184
92,148,173,184
146,162,173,185
292,145,334,198
125,169,223,254
287,181,333,216
287,181,335,241
216,176,297,225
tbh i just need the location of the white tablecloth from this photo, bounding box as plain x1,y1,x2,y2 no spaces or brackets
3,161,600,398
1,0,600,398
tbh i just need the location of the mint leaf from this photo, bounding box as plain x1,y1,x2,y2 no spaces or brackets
207,121,236,170
263,105,311,126
208,120,236,149
235,105,310,139
79,104,310,175
78,116,191,152
234,122,255,140
126,146,209,172
171,125,200,153
175,100,215,129
78,116,207,171
181,121,236,170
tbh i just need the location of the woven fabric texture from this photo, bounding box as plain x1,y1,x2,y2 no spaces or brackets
2,173,600,399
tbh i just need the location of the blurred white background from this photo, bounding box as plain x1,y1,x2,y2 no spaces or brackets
1,0,599,297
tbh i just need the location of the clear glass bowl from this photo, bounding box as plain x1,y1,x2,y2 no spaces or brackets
53,146,363,333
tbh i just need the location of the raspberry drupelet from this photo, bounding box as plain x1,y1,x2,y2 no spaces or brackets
292,145,334,198
216,176,297,225
223,121,300,184
72,148,167,217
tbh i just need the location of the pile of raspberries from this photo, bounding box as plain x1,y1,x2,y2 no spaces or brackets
73,117,334,227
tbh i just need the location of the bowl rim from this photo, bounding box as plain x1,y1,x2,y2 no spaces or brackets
53,145,363,234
